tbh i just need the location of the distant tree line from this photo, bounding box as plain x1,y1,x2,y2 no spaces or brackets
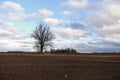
50,48,78,53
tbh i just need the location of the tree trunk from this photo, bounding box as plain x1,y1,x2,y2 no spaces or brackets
40,45,43,53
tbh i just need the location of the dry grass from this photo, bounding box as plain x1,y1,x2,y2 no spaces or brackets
0,53,120,80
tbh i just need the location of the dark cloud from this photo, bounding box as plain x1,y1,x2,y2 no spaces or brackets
74,40,120,53
62,21,88,30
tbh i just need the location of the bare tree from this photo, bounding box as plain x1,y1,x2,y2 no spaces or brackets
32,24,54,53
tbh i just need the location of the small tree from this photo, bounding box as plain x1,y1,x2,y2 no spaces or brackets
31,24,54,53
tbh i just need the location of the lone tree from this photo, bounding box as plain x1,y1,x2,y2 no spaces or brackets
31,24,54,53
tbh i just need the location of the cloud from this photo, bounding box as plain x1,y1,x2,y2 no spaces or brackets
80,0,120,52
29,8,54,19
0,20,21,34
62,11,73,15
67,21,88,30
0,20,27,40
102,0,120,20
0,1,26,20
0,20,33,52
0,1,55,21
1,1,24,10
61,0,89,9
0,1,60,27
75,41,120,53
52,25,87,40
43,18,61,25
53,39,78,49
0,39,33,52
0,29,13,37
87,0,120,43
86,10,116,27
85,0,120,27
38,9,54,17
94,22,120,43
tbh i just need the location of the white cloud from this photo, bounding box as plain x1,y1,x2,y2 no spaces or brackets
0,1,26,20
52,26,86,39
85,0,120,45
86,10,116,27
0,29,13,36
53,39,77,49
38,9,54,17
0,20,26,39
0,1,55,21
0,20,33,51
0,39,33,52
7,11,26,20
1,1,24,10
86,0,120,27
62,11,73,15
43,18,61,25
95,22,120,43
103,0,120,18
0,20,21,33
29,9,54,19
62,0,89,9
0,1,56,22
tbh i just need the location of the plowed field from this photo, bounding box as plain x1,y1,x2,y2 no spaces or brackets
0,54,120,80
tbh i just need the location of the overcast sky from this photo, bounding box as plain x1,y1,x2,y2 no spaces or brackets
0,0,120,52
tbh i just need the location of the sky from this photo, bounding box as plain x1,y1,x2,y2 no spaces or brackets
0,0,120,52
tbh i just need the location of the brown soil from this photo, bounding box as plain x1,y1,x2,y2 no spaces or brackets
0,54,120,80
